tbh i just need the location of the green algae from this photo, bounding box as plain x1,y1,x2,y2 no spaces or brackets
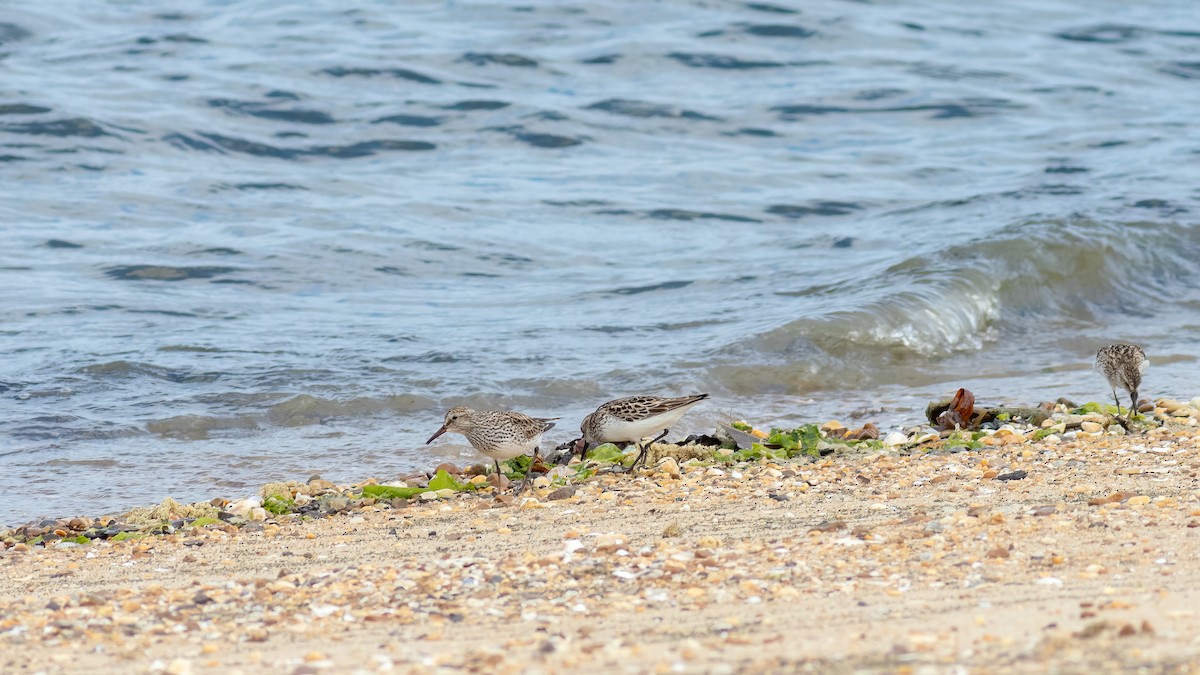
585,443,626,464
360,469,476,500
263,495,294,515
361,485,426,500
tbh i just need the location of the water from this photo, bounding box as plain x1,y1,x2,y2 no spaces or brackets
2,0,1198,525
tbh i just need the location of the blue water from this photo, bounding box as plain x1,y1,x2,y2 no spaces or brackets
2,0,1199,524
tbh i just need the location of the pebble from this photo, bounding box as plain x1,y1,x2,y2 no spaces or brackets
658,457,682,478
546,486,577,501
883,431,908,447
1080,421,1103,433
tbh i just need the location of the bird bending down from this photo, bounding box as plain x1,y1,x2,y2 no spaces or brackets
573,394,709,472
426,406,557,493
1094,343,1149,423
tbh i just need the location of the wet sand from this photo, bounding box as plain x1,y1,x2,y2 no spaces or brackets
2,413,1199,674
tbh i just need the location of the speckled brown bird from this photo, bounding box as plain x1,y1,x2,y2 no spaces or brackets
426,407,557,489
1094,343,1149,419
573,394,708,471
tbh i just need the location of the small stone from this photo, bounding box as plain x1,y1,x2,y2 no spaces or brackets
304,651,327,662
1158,398,1183,412
532,476,551,489
1126,495,1150,506
1080,421,1103,434
985,546,1010,559
166,659,193,675
1032,505,1057,516
487,473,511,490
418,491,439,502
658,457,681,478
1117,623,1137,637
594,533,628,551
546,486,576,501
883,431,908,448
996,470,1028,481
434,463,460,475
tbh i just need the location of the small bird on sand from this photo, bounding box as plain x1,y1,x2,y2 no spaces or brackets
573,394,709,471
1094,343,1149,421
426,407,557,491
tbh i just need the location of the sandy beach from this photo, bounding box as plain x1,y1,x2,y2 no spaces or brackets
3,403,1200,674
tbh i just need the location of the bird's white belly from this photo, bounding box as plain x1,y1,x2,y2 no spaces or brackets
600,410,687,444
477,434,543,460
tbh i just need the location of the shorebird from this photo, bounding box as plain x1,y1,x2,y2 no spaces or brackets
573,394,709,471
1094,343,1149,422
426,407,557,492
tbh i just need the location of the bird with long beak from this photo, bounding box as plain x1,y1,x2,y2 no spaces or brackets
426,406,557,492
573,394,708,471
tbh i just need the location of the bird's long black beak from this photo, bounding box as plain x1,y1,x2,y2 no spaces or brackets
426,424,448,444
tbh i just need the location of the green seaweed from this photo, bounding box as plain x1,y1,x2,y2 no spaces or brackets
63,535,90,545
263,494,294,515
730,421,753,432
1031,427,1058,441
585,443,627,464
427,468,476,492
940,432,983,452
360,469,476,501
766,424,824,458
111,532,146,542
502,454,535,479
189,517,221,528
1073,402,1121,416
361,485,427,500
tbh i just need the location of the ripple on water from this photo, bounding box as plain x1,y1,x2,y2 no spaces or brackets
320,66,442,84
105,265,237,281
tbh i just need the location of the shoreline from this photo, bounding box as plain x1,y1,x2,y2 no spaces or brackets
2,399,1199,673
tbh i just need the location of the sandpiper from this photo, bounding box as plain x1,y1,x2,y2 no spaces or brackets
1094,343,1149,421
426,406,557,491
573,394,709,471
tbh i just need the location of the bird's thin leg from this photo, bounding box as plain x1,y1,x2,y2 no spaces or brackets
626,429,669,473
1111,388,1121,415
1129,390,1139,422
623,441,647,473
514,453,532,495
494,459,502,476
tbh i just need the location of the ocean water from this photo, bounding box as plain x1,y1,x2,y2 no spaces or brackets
2,0,1198,525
